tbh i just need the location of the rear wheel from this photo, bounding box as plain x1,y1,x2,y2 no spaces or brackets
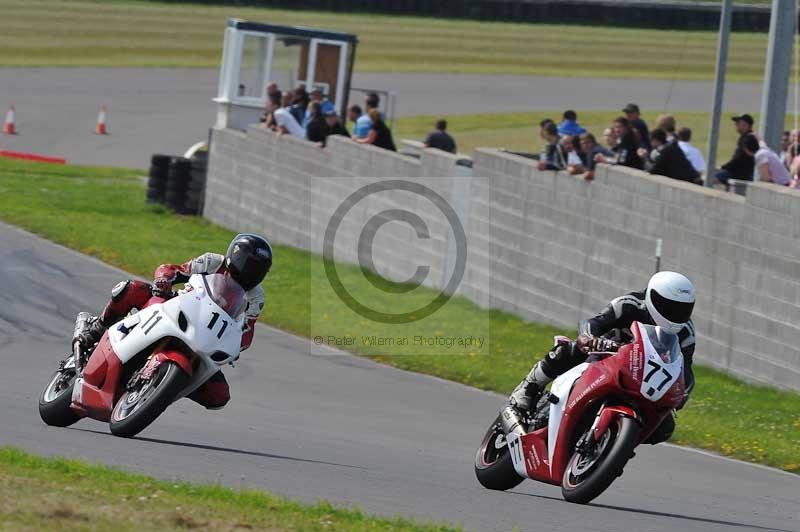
561,416,639,504
474,415,525,491
38,357,81,427
109,361,188,438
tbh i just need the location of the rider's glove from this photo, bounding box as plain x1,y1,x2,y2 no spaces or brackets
577,334,619,354
152,276,175,298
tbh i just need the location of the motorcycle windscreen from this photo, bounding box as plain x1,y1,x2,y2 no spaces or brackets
636,323,683,401
202,273,247,319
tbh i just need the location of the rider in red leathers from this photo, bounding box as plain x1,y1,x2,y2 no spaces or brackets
74,234,272,410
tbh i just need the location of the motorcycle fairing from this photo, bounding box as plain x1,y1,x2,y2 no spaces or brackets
548,362,590,471
636,322,683,402
70,333,122,421
108,275,243,365
507,427,555,484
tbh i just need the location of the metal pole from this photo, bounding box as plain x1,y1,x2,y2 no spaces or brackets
706,0,733,188
758,0,797,153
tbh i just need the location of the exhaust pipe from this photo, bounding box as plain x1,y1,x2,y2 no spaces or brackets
499,405,528,437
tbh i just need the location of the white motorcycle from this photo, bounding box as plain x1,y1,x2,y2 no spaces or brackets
39,273,245,438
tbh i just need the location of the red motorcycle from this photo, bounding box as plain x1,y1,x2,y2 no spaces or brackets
474,321,687,504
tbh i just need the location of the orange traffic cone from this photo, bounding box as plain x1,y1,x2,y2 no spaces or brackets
3,105,16,135
94,104,108,135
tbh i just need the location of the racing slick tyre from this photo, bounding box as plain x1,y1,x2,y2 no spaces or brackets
38,357,81,428
561,416,640,504
109,361,188,438
474,415,525,491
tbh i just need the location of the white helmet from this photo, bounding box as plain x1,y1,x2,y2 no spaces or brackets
645,271,695,333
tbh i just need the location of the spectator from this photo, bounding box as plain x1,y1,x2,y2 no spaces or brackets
266,81,281,101
259,93,279,131
354,108,396,151
655,114,677,142
789,143,800,188
569,132,614,180
290,86,309,126
537,121,567,171
623,103,651,150
677,127,706,176
713,114,755,188
779,130,791,168
557,110,587,137
595,117,644,170
789,142,800,177
561,135,584,168
423,118,457,153
354,92,380,139
645,129,700,183
305,101,327,145
304,88,335,128
347,105,363,130
272,94,306,139
324,108,350,144
751,137,791,185
602,127,618,150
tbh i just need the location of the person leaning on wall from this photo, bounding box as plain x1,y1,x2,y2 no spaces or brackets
354,109,396,151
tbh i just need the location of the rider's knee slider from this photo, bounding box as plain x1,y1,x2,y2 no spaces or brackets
111,280,132,301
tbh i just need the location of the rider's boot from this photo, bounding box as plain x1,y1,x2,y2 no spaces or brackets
507,361,552,414
73,312,107,352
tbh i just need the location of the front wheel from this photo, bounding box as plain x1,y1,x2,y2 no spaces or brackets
39,357,81,428
109,361,188,438
474,415,525,491
561,416,639,504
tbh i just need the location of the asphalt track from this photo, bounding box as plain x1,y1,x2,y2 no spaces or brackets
1,222,798,531
0,68,788,168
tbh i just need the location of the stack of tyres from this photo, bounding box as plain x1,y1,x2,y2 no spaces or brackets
184,151,208,215
165,157,192,213
146,154,171,204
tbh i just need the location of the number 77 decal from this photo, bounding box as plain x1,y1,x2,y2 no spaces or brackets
643,359,673,395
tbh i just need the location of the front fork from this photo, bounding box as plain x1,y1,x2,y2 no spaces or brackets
582,403,639,448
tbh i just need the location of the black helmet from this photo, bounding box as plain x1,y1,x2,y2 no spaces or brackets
225,234,272,291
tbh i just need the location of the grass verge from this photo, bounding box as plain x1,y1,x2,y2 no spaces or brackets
0,0,786,80
0,446,457,531
0,158,797,474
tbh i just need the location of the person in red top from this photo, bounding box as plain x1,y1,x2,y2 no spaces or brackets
75,234,272,409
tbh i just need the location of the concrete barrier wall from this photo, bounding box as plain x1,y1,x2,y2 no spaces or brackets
205,126,800,390
205,126,459,292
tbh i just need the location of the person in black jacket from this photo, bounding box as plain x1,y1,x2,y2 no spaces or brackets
323,108,350,146
305,101,328,145
713,114,756,188
594,117,644,170
354,109,396,151
645,129,700,183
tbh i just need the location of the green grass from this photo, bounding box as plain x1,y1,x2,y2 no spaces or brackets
0,447,458,531
0,157,798,474
0,0,789,80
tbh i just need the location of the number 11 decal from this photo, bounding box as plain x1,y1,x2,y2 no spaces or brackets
142,310,162,335
207,312,229,339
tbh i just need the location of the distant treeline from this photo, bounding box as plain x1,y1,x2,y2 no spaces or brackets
163,0,779,31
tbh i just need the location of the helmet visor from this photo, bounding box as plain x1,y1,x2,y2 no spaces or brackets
231,255,269,291
650,289,694,324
